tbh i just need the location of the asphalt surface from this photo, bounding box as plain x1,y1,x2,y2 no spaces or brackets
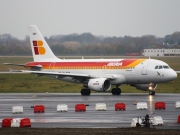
0,93,180,129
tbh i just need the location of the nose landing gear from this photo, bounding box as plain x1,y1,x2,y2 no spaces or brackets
149,91,155,95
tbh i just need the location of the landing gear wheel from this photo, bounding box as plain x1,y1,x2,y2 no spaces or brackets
149,91,155,95
85,89,91,95
112,88,116,95
81,89,91,96
112,88,121,95
136,123,141,127
116,88,121,95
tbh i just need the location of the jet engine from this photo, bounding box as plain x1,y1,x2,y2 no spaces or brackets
84,78,111,91
131,83,157,91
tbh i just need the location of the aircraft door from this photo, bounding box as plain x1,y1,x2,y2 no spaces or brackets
141,62,149,75
103,65,106,74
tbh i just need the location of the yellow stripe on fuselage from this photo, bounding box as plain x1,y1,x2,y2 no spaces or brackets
127,59,146,67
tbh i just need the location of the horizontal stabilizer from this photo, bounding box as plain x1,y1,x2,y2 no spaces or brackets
3,63,25,66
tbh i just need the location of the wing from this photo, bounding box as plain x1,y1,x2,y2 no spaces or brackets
176,71,180,73
20,70,115,79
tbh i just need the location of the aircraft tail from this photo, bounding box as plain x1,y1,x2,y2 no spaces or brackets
28,25,59,62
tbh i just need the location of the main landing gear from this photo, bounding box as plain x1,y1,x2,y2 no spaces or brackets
149,91,155,95
81,88,91,96
112,86,121,95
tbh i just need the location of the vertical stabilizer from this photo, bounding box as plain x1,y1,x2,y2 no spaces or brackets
28,25,59,62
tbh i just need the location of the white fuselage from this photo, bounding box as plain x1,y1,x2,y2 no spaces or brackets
25,58,177,85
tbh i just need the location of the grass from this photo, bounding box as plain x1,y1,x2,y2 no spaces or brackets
0,73,179,93
0,74,82,93
0,56,180,93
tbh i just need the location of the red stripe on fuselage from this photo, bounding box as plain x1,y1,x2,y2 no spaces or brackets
25,59,140,69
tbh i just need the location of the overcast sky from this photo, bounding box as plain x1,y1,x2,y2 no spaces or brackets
0,0,180,39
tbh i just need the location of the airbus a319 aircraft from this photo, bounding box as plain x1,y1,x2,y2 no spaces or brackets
4,25,178,96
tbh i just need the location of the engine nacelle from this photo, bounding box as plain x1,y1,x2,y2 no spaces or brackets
85,78,111,92
132,83,157,91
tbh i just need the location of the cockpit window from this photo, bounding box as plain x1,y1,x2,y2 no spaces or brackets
163,65,169,69
155,65,170,69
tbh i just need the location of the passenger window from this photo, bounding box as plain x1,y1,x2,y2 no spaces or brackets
159,66,163,69
155,66,158,69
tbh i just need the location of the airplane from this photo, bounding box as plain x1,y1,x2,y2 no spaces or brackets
4,25,178,96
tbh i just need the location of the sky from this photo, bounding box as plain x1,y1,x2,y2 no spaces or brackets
0,0,180,39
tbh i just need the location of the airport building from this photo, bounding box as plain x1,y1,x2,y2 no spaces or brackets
143,49,180,56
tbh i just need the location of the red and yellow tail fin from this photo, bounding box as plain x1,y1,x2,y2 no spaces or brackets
28,25,59,62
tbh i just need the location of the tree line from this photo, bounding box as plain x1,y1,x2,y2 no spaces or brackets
0,32,180,56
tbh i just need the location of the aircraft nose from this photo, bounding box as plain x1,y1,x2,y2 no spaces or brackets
169,70,177,81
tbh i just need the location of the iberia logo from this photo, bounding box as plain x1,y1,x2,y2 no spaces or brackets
32,40,46,55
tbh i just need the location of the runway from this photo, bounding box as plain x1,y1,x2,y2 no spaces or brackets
0,93,180,129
